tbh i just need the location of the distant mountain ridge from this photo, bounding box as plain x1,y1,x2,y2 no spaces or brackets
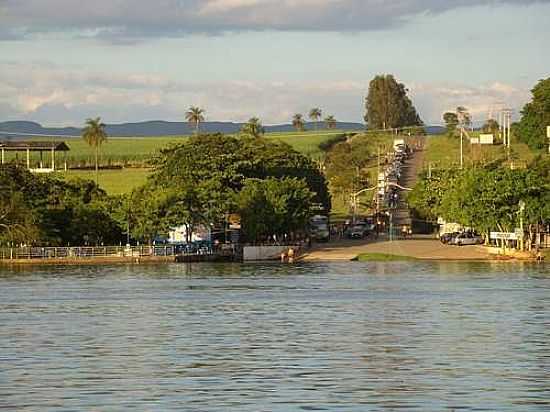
0,120,446,138
0,120,364,138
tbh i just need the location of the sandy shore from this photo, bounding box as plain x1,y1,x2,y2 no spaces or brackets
300,237,496,262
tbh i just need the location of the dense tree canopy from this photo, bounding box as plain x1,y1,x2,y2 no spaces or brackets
0,164,122,246
238,177,313,243
365,74,422,130
409,159,550,236
129,134,330,243
516,77,550,150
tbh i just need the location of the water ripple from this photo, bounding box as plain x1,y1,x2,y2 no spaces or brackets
1,262,549,411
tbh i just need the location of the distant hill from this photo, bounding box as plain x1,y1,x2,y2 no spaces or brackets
0,120,446,138
0,120,364,138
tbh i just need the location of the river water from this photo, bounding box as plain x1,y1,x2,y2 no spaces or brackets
1,262,549,411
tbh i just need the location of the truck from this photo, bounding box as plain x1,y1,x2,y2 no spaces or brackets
308,215,330,242
393,138,405,151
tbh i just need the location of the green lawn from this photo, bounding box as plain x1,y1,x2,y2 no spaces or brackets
14,130,350,168
423,134,536,169
41,130,353,195
58,168,151,195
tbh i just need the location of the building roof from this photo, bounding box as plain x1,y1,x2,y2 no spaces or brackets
0,141,70,151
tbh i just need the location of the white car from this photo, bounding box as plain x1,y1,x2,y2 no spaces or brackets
451,232,483,246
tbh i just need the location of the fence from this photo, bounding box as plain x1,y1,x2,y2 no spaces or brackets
0,245,179,261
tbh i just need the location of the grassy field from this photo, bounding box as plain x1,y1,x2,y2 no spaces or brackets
423,134,536,169
58,168,151,195
40,130,353,194
10,130,350,168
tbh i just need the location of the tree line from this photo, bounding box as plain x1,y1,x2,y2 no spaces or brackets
1,134,330,246
408,156,549,243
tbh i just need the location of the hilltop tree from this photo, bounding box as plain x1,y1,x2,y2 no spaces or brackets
82,117,108,183
482,119,499,136
185,106,205,135
309,108,322,130
516,77,550,150
365,74,422,130
241,117,265,138
443,112,459,136
456,106,472,129
325,115,337,129
292,113,305,132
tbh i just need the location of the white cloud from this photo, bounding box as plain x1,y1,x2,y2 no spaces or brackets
0,61,532,126
411,81,530,124
1,0,548,41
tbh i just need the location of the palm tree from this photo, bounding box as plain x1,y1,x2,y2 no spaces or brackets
325,115,337,129
185,106,205,135
292,113,305,132
82,117,108,183
309,108,322,130
241,117,265,138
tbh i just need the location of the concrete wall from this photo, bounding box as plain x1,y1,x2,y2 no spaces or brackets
243,245,290,261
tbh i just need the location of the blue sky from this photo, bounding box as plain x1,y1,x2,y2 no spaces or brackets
1,0,549,126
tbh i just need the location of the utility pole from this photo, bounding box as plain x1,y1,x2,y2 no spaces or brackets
504,109,512,149
460,127,464,169
499,110,504,145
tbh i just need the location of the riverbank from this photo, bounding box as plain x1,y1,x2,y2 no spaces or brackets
299,237,519,262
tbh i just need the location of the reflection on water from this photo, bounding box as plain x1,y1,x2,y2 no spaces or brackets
1,262,549,411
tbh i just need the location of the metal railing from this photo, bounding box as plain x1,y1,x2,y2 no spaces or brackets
0,245,179,260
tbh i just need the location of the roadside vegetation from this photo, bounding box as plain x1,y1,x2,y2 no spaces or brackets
410,77,550,248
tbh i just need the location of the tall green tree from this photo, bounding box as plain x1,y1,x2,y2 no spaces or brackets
0,192,39,245
82,117,108,183
241,117,265,138
185,106,205,135
238,177,314,243
443,112,459,136
292,113,305,132
309,108,322,130
324,115,337,129
516,77,550,150
482,118,499,135
456,106,472,129
365,74,422,130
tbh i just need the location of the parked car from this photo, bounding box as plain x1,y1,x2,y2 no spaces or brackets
440,232,459,244
451,232,484,246
347,224,370,239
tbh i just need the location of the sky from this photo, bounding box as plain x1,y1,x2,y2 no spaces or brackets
1,0,549,126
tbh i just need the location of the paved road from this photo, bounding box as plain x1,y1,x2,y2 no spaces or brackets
300,237,493,261
392,139,425,228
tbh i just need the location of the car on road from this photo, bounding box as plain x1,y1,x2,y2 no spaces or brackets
347,224,370,239
451,232,484,246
